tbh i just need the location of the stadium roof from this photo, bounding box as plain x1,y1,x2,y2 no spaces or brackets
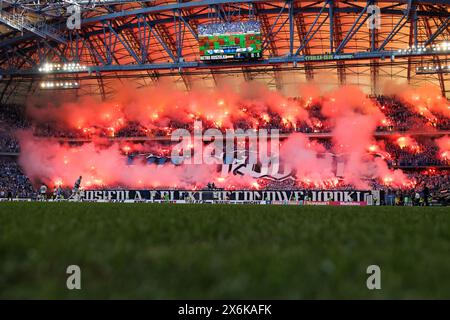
0,0,449,102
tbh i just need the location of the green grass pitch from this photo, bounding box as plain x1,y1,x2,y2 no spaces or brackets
0,202,449,299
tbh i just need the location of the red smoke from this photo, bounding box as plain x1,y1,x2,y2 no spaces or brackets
18,83,446,189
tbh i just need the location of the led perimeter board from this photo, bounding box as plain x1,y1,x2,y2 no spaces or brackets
198,21,262,61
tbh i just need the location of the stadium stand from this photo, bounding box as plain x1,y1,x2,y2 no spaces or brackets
198,21,261,35
0,157,35,199
0,93,448,204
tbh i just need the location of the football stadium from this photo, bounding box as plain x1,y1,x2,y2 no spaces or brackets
0,0,449,301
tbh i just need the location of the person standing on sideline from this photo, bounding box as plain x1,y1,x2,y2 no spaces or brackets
39,184,48,201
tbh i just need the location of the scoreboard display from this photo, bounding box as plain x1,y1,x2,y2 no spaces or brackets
198,22,262,61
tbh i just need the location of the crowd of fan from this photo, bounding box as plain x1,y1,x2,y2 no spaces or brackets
1,95,449,144
381,171,450,206
1,159,447,204
198,21,261,35
0,103,29,129
0,132,19,153
408,170,450,192
0,104,28,153
1,132,448,168
375,95,450,131
260,172,449,194
0,158,35,199
0,96,449,199
385,139,449,167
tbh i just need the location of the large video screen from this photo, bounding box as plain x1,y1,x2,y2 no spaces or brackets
198,21,262,61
